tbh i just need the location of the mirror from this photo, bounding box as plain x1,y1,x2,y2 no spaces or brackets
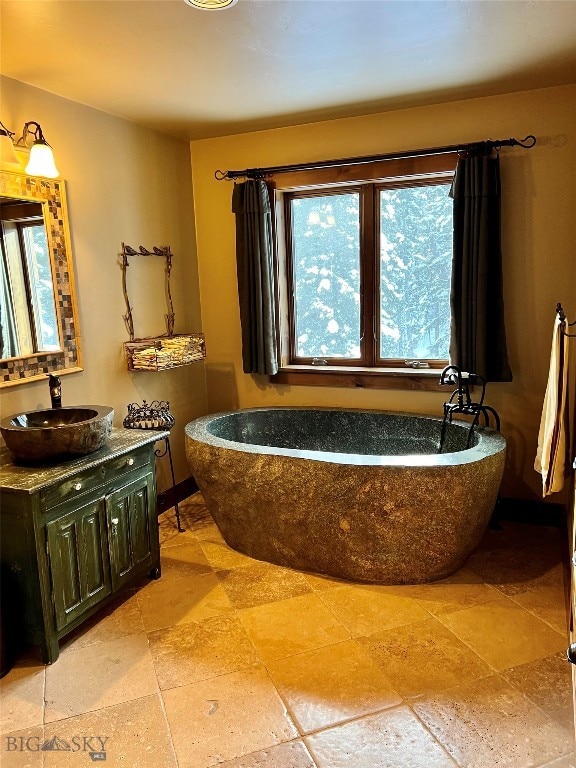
1,197,60,358
0,170,82,387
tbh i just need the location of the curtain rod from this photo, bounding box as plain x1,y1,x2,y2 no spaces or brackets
214,135,536,181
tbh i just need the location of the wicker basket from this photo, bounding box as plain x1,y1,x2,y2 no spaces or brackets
124,333,205,371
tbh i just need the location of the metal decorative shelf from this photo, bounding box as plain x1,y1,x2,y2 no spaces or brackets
120,242,206,372
123,400,184,532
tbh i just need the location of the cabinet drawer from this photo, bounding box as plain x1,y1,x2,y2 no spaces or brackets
41,445,152,511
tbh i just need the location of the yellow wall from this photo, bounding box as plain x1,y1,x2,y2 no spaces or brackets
191,84,576,501
0,76,207,488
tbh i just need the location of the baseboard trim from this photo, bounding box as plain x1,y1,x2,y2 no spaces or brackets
157,476,199,515
493,496,566,528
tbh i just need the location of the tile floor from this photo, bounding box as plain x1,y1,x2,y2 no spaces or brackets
1,493,574,768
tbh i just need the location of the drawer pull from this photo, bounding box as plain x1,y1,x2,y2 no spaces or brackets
74,482,82,491
567,643,576,665
111,518,119,526
127,457,135,466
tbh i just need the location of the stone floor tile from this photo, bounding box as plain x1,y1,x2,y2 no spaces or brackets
0,725,44,768
438,597,567,671
148,613,259,690
61,590,144,651
267,639,401,733
395,567,502,616
466,545,565,596
501,651,574,731
412,673,572,767
159,498,214,547
158,539,213,578
137,571,233,632
317,583,430,637
238,592,349,663
509,583,570,635
305,706,458,767
539,754,576,768
217,740,318,767
192,522,226,544
44,634,158,722
199,538,257,570
162,664,298,768
159,522,204,549
41,694,177,767
358,617,492,697
216,561,312,609
0,663,45,735
176,499,222,539
303,572,352,591
158,516,185,547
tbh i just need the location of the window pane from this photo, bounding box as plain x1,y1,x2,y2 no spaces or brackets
379,184,452,360
1,224,34,357
291,193,361,359
23,224,60,351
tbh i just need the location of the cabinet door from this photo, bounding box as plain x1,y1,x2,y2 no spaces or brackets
46,499,112,632
106,472,156,591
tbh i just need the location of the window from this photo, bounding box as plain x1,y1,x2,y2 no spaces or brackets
0,200,60,359
273,153,457,388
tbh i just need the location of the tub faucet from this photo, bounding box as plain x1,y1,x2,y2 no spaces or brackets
48,374,62,408
438,365,500,452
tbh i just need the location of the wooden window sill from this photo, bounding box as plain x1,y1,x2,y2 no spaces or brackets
269,366,446,391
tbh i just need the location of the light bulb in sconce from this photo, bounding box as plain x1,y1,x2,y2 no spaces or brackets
25,141,59,178
19,122,59,178
183,0,238,8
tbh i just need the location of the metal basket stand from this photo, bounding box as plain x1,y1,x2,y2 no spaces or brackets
123,400,184,531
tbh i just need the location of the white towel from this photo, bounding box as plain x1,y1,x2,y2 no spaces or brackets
534,315,570,496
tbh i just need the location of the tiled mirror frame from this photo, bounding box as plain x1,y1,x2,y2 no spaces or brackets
0,170,83,387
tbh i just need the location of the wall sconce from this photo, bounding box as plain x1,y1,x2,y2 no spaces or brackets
0,120,59,178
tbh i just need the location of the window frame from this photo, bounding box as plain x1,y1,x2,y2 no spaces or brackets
270,153,458,390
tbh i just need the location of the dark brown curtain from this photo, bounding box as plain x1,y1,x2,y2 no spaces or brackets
232,180,278,375
449,148,512,381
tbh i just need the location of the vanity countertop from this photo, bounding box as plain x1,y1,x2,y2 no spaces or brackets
0,427,169,493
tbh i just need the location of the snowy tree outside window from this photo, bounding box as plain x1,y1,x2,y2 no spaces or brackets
285,175,453,367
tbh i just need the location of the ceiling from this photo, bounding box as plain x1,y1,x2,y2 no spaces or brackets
2,0,576,140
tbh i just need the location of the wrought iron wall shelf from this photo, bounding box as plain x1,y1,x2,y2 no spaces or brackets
120,242,205,372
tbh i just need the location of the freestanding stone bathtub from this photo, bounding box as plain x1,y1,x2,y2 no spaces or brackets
185,407,506,584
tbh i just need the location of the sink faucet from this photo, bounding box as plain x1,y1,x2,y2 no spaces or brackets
48,374,62,408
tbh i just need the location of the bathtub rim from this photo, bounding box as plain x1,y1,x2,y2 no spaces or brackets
185,407,506,468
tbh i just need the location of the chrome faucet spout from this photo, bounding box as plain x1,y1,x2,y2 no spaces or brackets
48,374,62,408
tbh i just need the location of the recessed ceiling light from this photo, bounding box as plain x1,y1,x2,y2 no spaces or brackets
184,0,238,9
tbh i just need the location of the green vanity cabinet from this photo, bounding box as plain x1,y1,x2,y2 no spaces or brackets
46,496,112,632
0,429,167,664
